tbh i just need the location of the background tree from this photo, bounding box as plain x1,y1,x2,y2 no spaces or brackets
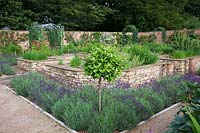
0,0,33,29
0,0,200,31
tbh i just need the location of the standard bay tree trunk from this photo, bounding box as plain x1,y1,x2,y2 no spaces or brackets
98,77,102,112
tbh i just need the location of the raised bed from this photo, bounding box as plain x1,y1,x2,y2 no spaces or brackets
17,53,87,71
17,54,200,88
17,56,167,88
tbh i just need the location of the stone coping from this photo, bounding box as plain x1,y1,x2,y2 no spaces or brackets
124,63,165,72
17,58,60,63
17,53,88,63
160,58,188,61
46,63,165,73
160,56,200,61
46,64,83,72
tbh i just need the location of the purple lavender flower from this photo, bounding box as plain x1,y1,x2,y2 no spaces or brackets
115,80,130,89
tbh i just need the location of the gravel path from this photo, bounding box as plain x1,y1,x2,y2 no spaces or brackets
0,84,71,133
128,103,182,133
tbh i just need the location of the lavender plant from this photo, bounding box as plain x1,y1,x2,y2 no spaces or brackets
11,72,200,133
0,55,16,75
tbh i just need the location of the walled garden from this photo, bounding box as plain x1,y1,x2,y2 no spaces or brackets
0,25,200,133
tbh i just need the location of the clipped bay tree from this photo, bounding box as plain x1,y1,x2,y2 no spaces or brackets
84,45,123,112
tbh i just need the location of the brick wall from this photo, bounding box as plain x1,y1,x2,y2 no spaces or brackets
1,29,200,49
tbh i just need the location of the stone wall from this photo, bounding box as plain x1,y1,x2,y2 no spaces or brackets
194,56,200,69
17,55,182,88
159,58,189,74
17,55,200,88
2,28,200,49
34,63,166,88
159,56,200,74
0,30,29,49
119,64,166,87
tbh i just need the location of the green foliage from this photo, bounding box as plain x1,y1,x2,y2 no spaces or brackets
155,27,166,42
0,55,17,76
115,33,124,45
1,0,200,31
70,55,82,68
84,45,123,82
88,101,138,133
58,59,64,65
23,42,62,61
11,73,35,97
28,23,46,45
151,75,184,106
63,42,101,54
23,51,48,60
0,44,22,55
11,73,190,132
197,68,200,76
170,50,198,59
100,33,115,45
46,24,64,48
29,23,65,53
0,64,15,75
77,43,101,53
143,43,174,54
121,53,142,69
167,82,200,133
183,16,200,29
0,0,32,30
169,32,200,51
11,72,67,112
138,34,157,43
128,45,158,65
0,55,17,65
122,25,138,44
91,32,102,43
167,114,192,133
185,107,200,133
52,95,94,131
84,45,123,111
63,43,77,53
170,50,187,59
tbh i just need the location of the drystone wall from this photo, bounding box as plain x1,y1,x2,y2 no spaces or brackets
17,55,200,88
159,56,200,74
36,63,167,88
159,58,189,74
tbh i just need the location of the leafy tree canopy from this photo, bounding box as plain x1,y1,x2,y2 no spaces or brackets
0,0,200,31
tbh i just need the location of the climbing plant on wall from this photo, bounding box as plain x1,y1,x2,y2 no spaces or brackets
28,23,64,52
155,27,166,42
122,25,138,45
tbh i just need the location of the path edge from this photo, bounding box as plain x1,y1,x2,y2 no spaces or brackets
2,84,182,133
2,85,78,133
120,102,183,133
